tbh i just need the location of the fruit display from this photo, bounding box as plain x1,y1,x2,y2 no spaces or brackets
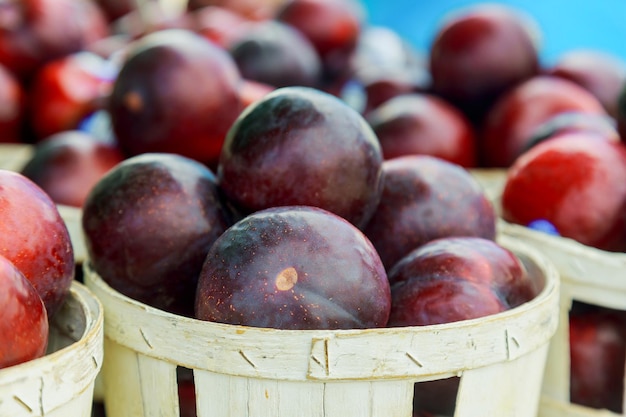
84,234,558,417
2,0,626,416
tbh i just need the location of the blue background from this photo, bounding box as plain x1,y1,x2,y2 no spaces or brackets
359,1,626,65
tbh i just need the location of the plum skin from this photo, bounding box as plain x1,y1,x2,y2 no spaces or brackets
362,155,496,271
0,170,74,317
195,206,391,330
502,132,626,252
108,29,243,168
20,130,125,208
0,254,49,369
82,153,232,316
218,86,383,229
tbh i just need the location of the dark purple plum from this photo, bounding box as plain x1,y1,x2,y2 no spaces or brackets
365,93,477,167
275,0,364,84
82,153,232,316
387,236,538,417
217,86,383,229
387,237,538,313
362,155,496,270
228,20,322,88
195,205,391,330
108,29,243,169
20,130,125,208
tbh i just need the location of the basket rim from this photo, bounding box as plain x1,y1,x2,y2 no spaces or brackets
499,219,626,291
0,281,104,414
84,234,560,381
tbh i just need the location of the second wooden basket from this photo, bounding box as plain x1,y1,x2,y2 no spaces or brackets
501,220,626,417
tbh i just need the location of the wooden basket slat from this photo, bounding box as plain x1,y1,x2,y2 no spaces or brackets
137,354,179,417
456,343,548,417
100,339,145,417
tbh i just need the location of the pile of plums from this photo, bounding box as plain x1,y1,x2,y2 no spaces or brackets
82,86,539,417
3,1,626,416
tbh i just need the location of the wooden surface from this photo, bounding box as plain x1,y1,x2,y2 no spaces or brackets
85,235,560,417
0,282,104,417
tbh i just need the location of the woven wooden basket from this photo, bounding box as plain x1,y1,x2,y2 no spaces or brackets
84,235,559,417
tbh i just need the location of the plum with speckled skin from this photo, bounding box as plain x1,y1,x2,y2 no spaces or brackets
195,206,391,330
362,155,496,271
218,86,384,229
82,153,232,316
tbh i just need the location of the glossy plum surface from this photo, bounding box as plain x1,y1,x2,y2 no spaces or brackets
195,206,391,330
386,237,533,327
82,153,232,316
388,237,538,309
229,20,322,88
480,75,606,167
0,254,48,369
0,170,74,317
502,132,626,252
108,29,243,168
429,4,540,123
20,130,125,208
218,86,383,229
366,94,477,167
363,155,496,270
